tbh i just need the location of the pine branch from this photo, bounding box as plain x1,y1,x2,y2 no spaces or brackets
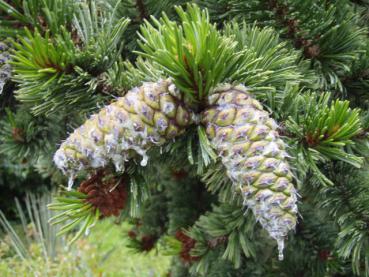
283,91,363,177
197,0,366,91
48,170,128,244
11,4,130,116
224,22,308,97
196,0,274,25
0,107,64,164
315,163,369,276
267,0,366,91
188,203,261,273
0,0,77,37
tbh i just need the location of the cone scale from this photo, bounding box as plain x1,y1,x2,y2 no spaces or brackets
54,79,194,188
201,84,298,259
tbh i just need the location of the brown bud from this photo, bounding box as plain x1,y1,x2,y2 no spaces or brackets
304,44,320,58
175,230,200,263
141,235,157,251
78,171,128,217
12,127,25,143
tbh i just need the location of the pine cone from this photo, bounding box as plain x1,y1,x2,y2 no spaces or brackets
54,79,194,187
201,84,298,259
78,170,128,217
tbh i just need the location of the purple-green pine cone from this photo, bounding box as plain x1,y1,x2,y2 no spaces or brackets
54,79,194,188
201,84,298,259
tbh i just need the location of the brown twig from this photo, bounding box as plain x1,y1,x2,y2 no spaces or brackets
136,0,148,21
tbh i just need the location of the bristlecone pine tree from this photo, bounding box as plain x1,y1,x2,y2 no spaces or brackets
2,0,369,276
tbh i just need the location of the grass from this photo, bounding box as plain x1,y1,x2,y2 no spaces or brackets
77,219,171,276
0,220,171,276
0,196,171,277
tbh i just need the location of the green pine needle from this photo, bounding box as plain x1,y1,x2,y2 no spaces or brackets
48,189,99,245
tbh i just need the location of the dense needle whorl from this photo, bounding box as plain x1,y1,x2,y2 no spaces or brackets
201,84,298,259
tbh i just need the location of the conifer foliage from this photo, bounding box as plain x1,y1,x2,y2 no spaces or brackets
1,0,369,276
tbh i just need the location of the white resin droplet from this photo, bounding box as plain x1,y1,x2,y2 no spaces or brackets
113,160,125,172
67,174,75,191
140,154,148,166
277,238,285,261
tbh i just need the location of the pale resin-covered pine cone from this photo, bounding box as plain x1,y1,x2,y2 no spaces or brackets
54,79,194,188
201,84,298,259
